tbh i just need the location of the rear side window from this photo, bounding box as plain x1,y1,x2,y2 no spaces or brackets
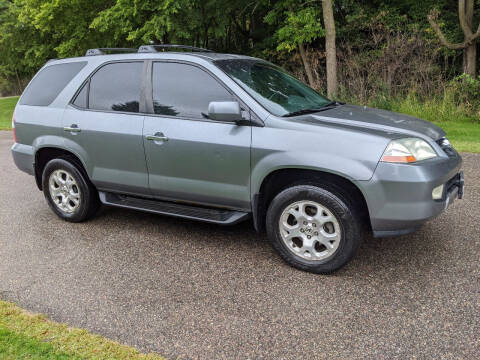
20,62,87,106
152,62,233,118
72,82,88,108
89,62,143,113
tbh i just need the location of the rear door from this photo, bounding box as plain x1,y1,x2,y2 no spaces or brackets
143,61,252,210
63,61,149,195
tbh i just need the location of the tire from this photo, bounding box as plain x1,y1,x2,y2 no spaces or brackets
266,185,363,274
42,158,100,222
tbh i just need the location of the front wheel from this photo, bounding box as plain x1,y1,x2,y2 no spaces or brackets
42,158,99,222
266,185,363,274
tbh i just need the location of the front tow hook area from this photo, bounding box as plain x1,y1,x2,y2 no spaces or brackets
457,171,465,199
444,171,464,210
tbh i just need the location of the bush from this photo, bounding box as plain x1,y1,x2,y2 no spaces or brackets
387,91,474,123
448,74,480,118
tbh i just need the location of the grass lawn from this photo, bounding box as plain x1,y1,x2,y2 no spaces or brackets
0,300,165,359
0,96,19,130
0,96,478,152
430,119,480,153
385,95,480,153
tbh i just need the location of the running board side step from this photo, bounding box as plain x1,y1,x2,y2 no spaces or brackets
99,192,250,225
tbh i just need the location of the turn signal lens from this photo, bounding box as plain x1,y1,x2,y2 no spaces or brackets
12,114,17,143
381,155,416,163
381,138,437,163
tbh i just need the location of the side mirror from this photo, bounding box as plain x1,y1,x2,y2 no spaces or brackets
208,101,247,124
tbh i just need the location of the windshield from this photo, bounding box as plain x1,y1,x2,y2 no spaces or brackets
215,59,330,116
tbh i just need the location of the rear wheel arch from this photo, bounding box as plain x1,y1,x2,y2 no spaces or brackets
253,168,371,233
34,147,90,191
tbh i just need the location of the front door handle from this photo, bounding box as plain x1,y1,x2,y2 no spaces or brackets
64,124,81,133
146,133,169,142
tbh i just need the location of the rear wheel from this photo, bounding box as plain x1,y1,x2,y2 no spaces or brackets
42,158,99,222
266,185,363,274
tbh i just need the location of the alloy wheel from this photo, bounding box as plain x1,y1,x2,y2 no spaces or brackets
48,169,81,214
279,200,341,261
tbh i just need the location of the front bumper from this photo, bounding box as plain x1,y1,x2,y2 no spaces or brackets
360,152,463,237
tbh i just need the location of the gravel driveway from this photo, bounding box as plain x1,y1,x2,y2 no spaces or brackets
1,131,479,359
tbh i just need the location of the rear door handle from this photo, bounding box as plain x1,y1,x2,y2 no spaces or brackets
64,125,81,133
146,133,168,142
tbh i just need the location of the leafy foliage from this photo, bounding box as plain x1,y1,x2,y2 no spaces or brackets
91,0,186,45
265,2,324,52
0,0,478,116
449,74,480,117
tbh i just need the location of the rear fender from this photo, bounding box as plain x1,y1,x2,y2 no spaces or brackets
32,135,91,177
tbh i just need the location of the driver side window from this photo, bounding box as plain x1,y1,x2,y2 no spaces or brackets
152,62,233,119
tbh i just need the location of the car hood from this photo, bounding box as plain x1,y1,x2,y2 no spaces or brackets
301,104,445,140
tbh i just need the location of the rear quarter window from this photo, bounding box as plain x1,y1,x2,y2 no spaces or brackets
20,62,87,106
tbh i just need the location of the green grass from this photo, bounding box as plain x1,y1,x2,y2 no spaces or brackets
1,94,479,152
423,119,480,153
380,94,480,153
0,300,166,360
0,96,19,130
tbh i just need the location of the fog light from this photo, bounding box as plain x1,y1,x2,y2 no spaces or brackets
432,184,444,200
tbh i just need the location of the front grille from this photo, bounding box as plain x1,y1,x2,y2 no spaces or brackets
436,137,456,157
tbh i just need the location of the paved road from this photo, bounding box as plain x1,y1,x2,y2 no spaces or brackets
1,131,479,359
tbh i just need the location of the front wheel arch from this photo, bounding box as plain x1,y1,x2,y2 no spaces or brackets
253,168,371,234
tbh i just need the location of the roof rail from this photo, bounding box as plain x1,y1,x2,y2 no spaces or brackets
138,44,213,53
85,48,137,56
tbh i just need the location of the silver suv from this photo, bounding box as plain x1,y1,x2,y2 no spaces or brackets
11,45,464,273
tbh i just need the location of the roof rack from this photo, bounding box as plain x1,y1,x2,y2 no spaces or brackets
138,44,213,53
85,48,137,56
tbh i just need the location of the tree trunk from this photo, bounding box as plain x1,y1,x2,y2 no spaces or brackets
463,0,476,77
428,0,480,77
15,69,22,95
464,43,477,76
298,43,315,87
322,0,338,98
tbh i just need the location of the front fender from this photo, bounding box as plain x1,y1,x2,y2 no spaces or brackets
250,123,392,199
251,152,372,197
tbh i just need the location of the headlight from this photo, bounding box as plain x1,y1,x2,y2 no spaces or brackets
381,138,437,163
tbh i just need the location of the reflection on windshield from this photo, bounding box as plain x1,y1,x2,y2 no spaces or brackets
215,59,330,116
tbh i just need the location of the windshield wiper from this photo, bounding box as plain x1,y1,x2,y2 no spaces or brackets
322,101,344,107
281,101,344,117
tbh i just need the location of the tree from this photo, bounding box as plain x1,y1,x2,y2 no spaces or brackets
265,1,324,87
90,0,259,52
428,0,480,77
322,0,337,97
0,0,55,93
90,0,187,45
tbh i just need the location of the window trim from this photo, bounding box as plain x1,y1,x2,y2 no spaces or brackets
146,60,263,126
69,60,147,115
68,58,263,126
71,80,88,109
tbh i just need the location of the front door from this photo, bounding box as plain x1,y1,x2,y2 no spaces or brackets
143,61,251,210
63,61,149,195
